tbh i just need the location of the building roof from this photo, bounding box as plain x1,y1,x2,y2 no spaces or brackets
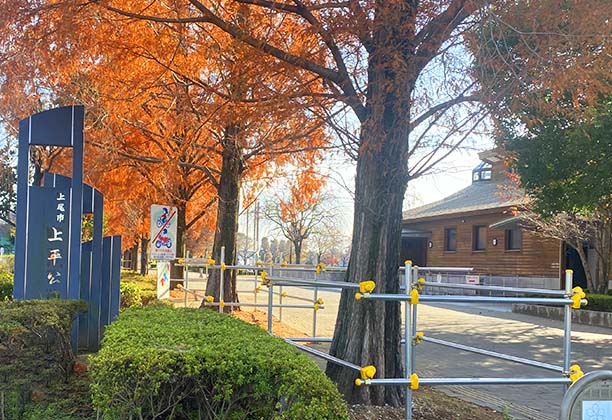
403,180,525,221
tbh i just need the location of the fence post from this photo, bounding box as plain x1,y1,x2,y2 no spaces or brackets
563,269,573,389
219,246,225,314
313,266,319,338
184,251,190,307
254,265,258,304
405,260,413,420
267,276,274,334
411,265,418,373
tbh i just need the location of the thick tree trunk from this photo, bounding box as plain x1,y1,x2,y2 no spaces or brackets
594,217,612,294
203,125,243,308
140,237,149,276
327,69,411,408
573,241,594,291
170,203,187,280
294,240,302,264
326,5,414,405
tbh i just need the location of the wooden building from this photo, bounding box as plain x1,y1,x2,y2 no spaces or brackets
401,150,586,289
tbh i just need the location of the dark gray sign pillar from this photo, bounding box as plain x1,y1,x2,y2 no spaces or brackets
14,105,84,300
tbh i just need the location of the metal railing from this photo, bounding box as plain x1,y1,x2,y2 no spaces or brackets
352,263,587,420
174,249,586,420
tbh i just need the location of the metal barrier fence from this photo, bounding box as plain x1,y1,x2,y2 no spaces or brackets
175,250,587,420
354,263,587,420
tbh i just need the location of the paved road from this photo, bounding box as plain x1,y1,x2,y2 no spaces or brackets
411,303,612,420
181,277,612,419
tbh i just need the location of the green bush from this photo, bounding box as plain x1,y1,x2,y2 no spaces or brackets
0,271,12,300
0,300,86,418
585,293,612,312
90,307,349,420
119,282,142,310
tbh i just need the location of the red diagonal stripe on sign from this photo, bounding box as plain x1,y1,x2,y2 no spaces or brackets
152,209,177,244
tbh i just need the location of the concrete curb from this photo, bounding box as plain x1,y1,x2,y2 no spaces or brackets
512,304,612,329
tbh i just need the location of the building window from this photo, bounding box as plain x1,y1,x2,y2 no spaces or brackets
473,225,486,251
506,228,522,250
445,228,457,252
472,161,492,182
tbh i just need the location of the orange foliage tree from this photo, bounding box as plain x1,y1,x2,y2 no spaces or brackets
262,166,331,263
0,0,334,294
94,0,612,405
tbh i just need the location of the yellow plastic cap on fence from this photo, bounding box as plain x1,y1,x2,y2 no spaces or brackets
360,365,376,380
569,364,584,383
410,289,419,305
220,262,226,271
281,261,287,267
260,271,269,286
355,292,363,301
359,280,376,294
415,331,424,344
316,297,324,305
315,263,326,274
571,286,587,309
256,260,263,267
219,300,225,309
205,295,214,303
404,260,412,266
208,258,215,266
410,373,419,390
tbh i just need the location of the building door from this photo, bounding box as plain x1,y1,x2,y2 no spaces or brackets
564,244,588,289
400,237,427,267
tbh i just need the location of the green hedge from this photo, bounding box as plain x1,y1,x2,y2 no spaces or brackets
0,272,12,300
0,300,85,418
90,307,349,419
586,293,612,312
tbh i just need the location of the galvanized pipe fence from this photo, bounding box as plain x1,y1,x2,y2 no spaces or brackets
175,249,587,420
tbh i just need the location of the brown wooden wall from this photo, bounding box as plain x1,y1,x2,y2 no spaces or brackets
403,210,561,278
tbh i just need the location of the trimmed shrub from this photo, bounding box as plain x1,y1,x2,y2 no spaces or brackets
119,282,142,310
585,293,612,312
0,300,85,418
0,272,12,300
140,289,159,307
90,307,349,419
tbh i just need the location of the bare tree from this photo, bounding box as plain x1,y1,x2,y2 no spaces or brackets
262,196,335,264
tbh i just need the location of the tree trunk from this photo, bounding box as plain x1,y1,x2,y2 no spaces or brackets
203,125,243,308
140,236,149,276
132,245,138,271
573,241,594,292
170,202,187,280
294,240,302,264
594,216,612,294
326,13,413,403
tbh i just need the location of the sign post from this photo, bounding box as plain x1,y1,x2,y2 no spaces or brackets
560,370,612,420
151,205,178,299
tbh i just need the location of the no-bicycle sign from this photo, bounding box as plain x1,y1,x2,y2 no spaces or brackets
150,205,178,260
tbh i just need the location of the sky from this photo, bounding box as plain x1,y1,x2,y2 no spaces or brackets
247,140,494,247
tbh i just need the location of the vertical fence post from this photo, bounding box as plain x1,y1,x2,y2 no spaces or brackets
563,269,573,389
279,285,284,321
313,266,319,338
184,251,190,307
411,265,418,373
219,246,225,314
267,277,274,334
404,260,413,420
254,266,258,304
